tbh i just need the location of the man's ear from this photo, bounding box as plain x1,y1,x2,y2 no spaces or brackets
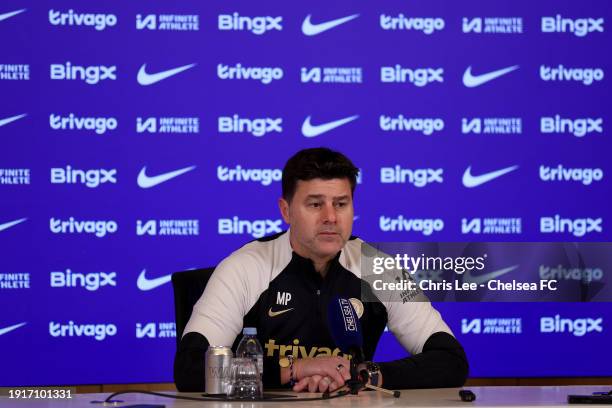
278,197,290,224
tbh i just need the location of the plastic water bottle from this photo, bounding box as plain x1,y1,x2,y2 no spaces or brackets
236,327,264,380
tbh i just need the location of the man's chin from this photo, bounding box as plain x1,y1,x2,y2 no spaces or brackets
314,236,345,255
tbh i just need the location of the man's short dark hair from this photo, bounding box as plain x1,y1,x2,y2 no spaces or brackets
281,147,359,202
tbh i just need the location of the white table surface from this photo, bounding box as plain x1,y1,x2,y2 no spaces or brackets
1,386,610,408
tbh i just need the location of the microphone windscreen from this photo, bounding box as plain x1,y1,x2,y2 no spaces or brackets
327,296,363,352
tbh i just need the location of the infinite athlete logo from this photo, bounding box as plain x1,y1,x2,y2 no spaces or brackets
461,218,522,234
136,14,199,31
461,318,522,335
0,64,30,80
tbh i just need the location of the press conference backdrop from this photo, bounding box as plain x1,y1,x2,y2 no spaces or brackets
1,1,610,385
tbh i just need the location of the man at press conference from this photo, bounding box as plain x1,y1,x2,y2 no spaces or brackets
174,147,468,392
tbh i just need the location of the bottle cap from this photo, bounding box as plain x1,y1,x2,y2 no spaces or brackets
243,327,257,335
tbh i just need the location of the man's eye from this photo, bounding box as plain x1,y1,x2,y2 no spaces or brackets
309,202,322,208
335,202,347,208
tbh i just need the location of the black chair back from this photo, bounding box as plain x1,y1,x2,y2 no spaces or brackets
171,267,215,348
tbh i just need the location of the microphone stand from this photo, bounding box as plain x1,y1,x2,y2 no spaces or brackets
346,347,400,398
346,347,365,395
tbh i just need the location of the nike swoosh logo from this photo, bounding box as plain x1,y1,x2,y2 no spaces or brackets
463,265,518,285
0,218,27,232
0,9,26,22
0,322,27,336
302,115,359,138
137,63,196,86
462,65,519,88
137,269,172,291
462,165,519,188
302,14,359,36
0,113,27,128
137,165,196,189
268,307,294,317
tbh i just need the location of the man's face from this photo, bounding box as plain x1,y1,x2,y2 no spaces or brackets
279,178,354,264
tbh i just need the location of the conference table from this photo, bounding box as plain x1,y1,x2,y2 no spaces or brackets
1,386,610,407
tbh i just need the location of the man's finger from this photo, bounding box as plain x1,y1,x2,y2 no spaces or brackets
318,376,331,393
328,381,340,392
308,375,322,393
335,358,352,381
338,358,352,379
293,377,310,392
327,363,347,386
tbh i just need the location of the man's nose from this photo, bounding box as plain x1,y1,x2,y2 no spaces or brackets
322,203,337,223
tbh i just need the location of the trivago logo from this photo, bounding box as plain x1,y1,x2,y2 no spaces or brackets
49,217,118,237
540,65,604,86
49,321,117,341
49,114,118,135
379,115,444,135
217,165,282,186
539,165,603,185
217,63,283,84
539,265,603,283
379,14,445,34
48,9,117,31
540,315,603,337
379,216,444,236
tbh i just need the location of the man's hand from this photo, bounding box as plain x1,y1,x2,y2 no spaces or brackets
292,356,351,393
